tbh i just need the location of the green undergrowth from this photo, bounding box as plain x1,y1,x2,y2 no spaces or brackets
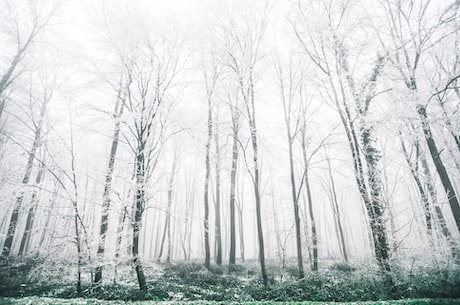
1,296,460,305
0,257,459,303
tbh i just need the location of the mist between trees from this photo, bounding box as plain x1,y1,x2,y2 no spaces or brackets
0,0,459,300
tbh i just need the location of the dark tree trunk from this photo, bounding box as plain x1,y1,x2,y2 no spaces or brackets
361,126,392,278
304,170,318,271
214,114,222,265
420,155,456,253
249,121,268,286
417,104,460,232
133,149,147,291
74,211,82,296
288,139,304,277
94,98,124,284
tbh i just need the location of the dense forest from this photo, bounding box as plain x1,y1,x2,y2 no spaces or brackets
0,0,460,302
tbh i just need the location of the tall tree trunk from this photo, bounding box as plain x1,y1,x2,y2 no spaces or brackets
203,93,213,269
157,204,169,262
249,121,268,286
287,138,304,277
271,189,286,269
420,155,456,253
214,111,222,265
94,97,124,284
236,199,245,263
73,207,82,295
304,169,318,271
301,127,318,271
1,94,47,259
114,206,127,283
18,152,46,256
417,104,460,232
229,127,239,266
325,156,348,262
361,125,392,277
246,68,268,286
38,179,59,250
166,157,176,263
133,148,147,291
400,137,433,238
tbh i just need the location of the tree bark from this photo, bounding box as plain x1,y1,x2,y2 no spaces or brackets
288,138,305,277
400,137,433,238
133,148,147,291
229,127,239,266
214,110,222,266
247,71,268,286
417,104,460,232
1,93,47,259
94,95,124,284
236,198,245,263
166,157,177,263
325,156,348,262
18,153,46,256
203,91,213,270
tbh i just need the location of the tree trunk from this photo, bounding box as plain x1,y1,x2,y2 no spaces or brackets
325,156,348,262
38,180,59,250
214,112,222,265
420,155,456,253
287,138,304,277
1,94,47,259
236,199,245,263
249,120,268,286
400,137,433,238
73,208,82,295
304,169,318,271
18,153,46,257
203,93,213,269
133,149,147,291
166,157,176,263
417,104,460,232
94,97,124,284
114,206,127,284
229,127,239,266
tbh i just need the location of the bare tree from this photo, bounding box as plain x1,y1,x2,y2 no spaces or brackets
293,0,393,283
202,56,220,269
227,87,242,267
0,0,56,122
157,151,178,263
1,74,53,260
94,79,127,284
322,148,348,262
121,38,181,290
376,0,460,232
214,101,222,265
219,5,269,286
18,147,47,256
274,55,306,277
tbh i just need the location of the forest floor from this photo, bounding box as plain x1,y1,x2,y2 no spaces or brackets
1,258,459,304
2,297,460,305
